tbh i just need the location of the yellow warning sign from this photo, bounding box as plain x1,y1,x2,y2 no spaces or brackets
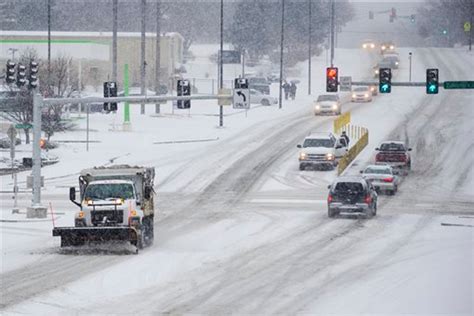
464,22,471,32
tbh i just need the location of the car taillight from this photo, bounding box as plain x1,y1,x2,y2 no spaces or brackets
398,154,407,162
364,195,372,204
382,177,394,183
328,194,333,203
375,153,381,161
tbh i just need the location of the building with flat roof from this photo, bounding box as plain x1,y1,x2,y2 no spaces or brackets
0,30,184,91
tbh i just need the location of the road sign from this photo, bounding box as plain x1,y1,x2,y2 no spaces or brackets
15,123,32,129
220,50,241,64
339,76,352,91
464,22,471,32
233,89,250,109
443,81,474,89
7,125,17,141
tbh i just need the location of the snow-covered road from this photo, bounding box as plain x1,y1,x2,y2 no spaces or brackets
1,47,473,315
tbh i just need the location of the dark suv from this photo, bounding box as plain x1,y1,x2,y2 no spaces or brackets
327,176,378,218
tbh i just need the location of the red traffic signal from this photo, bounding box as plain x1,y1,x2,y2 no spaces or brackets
326,67,338,92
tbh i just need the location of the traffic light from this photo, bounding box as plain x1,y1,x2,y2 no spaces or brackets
16,63,27,87
326,67,338,92
103,81,118,112
177,79,191,109
379,68,391,93
28,60,39,89
6,60,16,84
369,11,374,20
426,68,439,94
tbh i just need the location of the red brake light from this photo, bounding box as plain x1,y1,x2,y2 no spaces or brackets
382,177,394,183
375,153,381,160
328,194,333,203
364,195,372,204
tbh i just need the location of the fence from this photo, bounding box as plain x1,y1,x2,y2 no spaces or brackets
337,127,369,175
333,111,351,134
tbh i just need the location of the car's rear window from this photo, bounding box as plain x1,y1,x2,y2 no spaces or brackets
364,168,390,174
380,143,405,151
334,182,364,193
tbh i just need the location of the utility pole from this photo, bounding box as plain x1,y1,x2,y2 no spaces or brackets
330,0,335,67
47,0,51,79
155,0,161,114
112,0,118,82
408,52,412,82
278,0,285,109
219,0,224,126
470,0,472,51
140,0,146,115
308,0,312,95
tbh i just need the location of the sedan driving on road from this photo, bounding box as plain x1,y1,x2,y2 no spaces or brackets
351,86,372,102
360,164,399,195
313,94,341,115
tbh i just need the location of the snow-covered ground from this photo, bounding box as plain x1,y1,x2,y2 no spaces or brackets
1,43,473,315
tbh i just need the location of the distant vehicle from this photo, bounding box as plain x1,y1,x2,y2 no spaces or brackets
351,86,372,102
53,165,155,251
266,72,280,83
249,89,277,106
360,164,399,195
118,86,168,96
381,55,400,69
361,39,376,49
369,85,378,96
248,77,271,95
296,132,347,171
313,94,341,115
0,135,21,148
380,42,395,53
375,141,412,174
327,176,378,218
373,61,393,78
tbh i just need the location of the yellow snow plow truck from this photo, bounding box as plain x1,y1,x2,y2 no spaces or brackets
53,165,155,251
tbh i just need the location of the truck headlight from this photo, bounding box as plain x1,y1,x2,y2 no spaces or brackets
326,153,335,161
332,104,338,110
315,104,321,110
299,152,307,160
375,70,379,74
128,216,140,227
77,211,85,218
352,94,356,98
364,94,369,98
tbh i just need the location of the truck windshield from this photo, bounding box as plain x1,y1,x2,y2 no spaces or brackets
303,139,334,148
84,183,135,200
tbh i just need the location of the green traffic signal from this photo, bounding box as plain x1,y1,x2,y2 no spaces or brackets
426,68,439,94
380,83,390,92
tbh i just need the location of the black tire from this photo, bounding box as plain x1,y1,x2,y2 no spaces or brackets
261,99,270,106
143,216,154,246
61,237,72,247
328,208,336,218
299,164,305,171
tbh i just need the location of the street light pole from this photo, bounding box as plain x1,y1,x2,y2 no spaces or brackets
408,52,412,82
112,0,118,82
140,0,146,115
47,0,51,78
308,0,312,95
219,0,224,126
330,0,335,67
278,0,285,109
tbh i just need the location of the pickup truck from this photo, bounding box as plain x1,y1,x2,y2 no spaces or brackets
297,132,348,171
375,141,412,174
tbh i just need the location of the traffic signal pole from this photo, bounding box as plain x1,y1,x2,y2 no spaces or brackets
330,0,335,67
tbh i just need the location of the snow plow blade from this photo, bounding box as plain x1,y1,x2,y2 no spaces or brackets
52,226,138,247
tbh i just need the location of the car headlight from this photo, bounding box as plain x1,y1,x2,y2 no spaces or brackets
390,45,394,49
370,44,375,48
375,69,379,74
381,45,386,50
315,104,321,110
370,86,375,91
395,61,399,65
332,104,338,110
362,44,367,48
326,153,335,161
299,152,307,160
364,94,369,98
352,94,356,98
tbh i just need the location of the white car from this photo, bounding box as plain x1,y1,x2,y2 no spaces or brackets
297,132,348,171
313,94,341,115
360,164,399,195
351,86,373,102
249,89,277,106
362,39,376,49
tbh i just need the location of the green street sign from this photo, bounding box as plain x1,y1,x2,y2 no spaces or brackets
15,123,33,129
443,81,474,89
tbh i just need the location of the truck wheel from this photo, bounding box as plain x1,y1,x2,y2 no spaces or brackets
328,208,336,218
143,216,154,246
61,237,72,247
299,164,305,171
261,99,270,106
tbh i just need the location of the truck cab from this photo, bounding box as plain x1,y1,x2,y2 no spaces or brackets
297,132,348,170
